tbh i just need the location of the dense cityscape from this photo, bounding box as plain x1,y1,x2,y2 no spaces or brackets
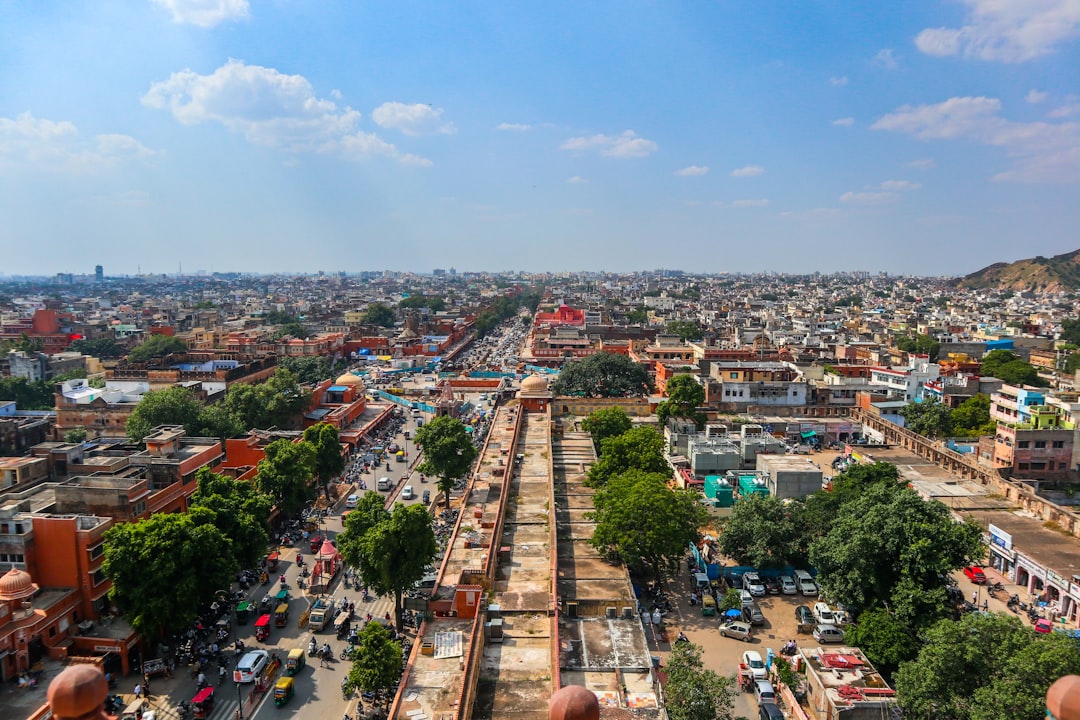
0,263,1079,720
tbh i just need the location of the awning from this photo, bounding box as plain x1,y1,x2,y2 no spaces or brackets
800,431,816,439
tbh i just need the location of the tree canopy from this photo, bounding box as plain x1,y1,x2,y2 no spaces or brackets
1060,318,1080,346
950,394,996,437
656,374,706,429
303,422,346,498
415,415,478,510
664,320,704,341
127,334,188,362
253,438,315,516
278,356,336,385
400,294,446,312
219,368,310,430
900,397,953,439
979,349,1047,387
361,302,397,328
581,406,632,450
0,376,55,410
718,493,807,569
586,426,669,487
189,467,272,570
126,386,205,442
843,607,921,677
550,352,652,398
663,640,737,720
589,469,707,583
347,621,403,709
68,337,123,358
895,333,940,361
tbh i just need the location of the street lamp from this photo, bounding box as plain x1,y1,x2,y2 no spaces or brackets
236,678,244,719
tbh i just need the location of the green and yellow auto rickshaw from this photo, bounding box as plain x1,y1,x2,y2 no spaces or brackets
274,676,295,707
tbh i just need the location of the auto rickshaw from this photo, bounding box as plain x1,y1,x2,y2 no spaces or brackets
254,613,271,641
275,602,289,627
286,648,305,676
267,551,280,572
236,601,252,625
274,588,289,605
701,593,717,617
274,676,295,707
192,686,215,719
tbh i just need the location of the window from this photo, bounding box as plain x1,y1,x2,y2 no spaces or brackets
1018,441,1030,448
1053,441,1065,449
1035,441,1046,449
1031,462,1046,470
92,569,107,586
88,543,104,560
1060,463,1068,470
730,372,738,379
1019,463,1029,470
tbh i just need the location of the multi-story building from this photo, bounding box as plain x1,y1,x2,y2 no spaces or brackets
867,356,940,402
990,385,1075,479
706,361,807,411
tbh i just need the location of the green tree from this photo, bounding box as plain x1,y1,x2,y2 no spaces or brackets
361,302,397,328
189,467,272,570
127,334,188,362
1065,352,1080,375
664,320,704,341
63,427,88,443
68,338,123,358
303,422,346,498
656,374,707,429
253,438,315,516
339,492,391,542
343,504,438,631
126,386,204,442
894,612,1080,720
719,588,742,612
587,426,669,487
895,333,941,361
415,415,478,511
581,406,632,450
843,607,920,677
979,349,1047,387
808,483,985,622
950,394,996,436
0,376,54,410
400,294,446,312
347,621,403,709
624,307,649,324
589,469,707,584
717,493,808,569
263,310,299,325
192,401,245,440
1060,318,1080,346
273,321,309,339
900,397,953,439
278,356,334,385
664,641,737,720
802,461,904,538
220,368,310,430
103,512,234,639
551,352,652,398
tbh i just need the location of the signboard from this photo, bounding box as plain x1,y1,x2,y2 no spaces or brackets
1048,570,1067,587
988,523,1013,550
94,644,117,653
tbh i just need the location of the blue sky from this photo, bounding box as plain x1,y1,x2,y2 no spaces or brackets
1,0,1078,277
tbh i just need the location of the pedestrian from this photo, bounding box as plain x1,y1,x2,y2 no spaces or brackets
133,683,142,699
972,591,978,605
143,676,151,698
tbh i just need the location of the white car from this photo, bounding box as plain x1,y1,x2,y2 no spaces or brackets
233,650,269,683
813,602,836,625
779,576,797,594
401,486,414,500
742,650,767,680
345,494,359,509
742,572,766,597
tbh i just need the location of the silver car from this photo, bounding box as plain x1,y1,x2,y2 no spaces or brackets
779,576,797,594
719,621,754,642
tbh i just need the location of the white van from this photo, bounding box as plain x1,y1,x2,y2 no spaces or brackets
794,569,818,596
377,477,391,491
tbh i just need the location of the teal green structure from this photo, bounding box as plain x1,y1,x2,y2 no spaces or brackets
737,473,770,498
703,475,734,507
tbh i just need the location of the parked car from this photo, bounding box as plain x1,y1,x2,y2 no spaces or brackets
779,576,797,595
754,680,776,704
740,589,755,608
762,577,781,595
758,702,785,720
964,566,987,584
719,621,753,642
743,573,766,597
795,605,815,626
742,603,766,626
344,494,359,509
794,569,818,596
813,624,845,644
813,602,836,625
742,650,767,680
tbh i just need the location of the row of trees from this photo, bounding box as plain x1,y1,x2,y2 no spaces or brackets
126,367,310,442
551,352,652,398
899,394,996,439
474,289,542,338
979,349,1047,387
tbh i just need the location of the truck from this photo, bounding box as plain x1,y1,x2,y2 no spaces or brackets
308,596,338,631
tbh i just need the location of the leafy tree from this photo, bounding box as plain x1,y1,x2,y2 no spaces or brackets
189,467,272,570
127,334,188,362
347,621,403,709
808,483,985,622
278,356,334,385
126,386,204,442
415,415,478,510
843,607,920,677
624,307,649,324
664,641,737,720
400,294,446,312
273,321,309,339
343,504,438,631
950,394,996,436
339,492,391,540
718,493,808,569
0,377,54,410
979,349,1047,387
1060,318,1080,346
303,422,346,498
253,438,315,516
63,427,88,443
589,469,707,584
103,512,234,639
586,426,669,487
263,310,299,325
191,401,245,440
68,337,123,358
581,406,632,450
894,612,1080,720
900,397,953,439
220,368,310,430
361,302,397,328
657,374,707,429
719,588,742,612
895,333,941,361
551,352,652,398
1066,352,1080,375
664,320,704,341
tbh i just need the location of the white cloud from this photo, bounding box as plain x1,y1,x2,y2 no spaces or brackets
560,130,658,158
879,179,922,191
731,198,769,207
872,95,1080,183
840,191,900,205
371,102,455,136
143,59,427,165
0,112,155,172
496,122,532,132
675,165,709,176
915,0,1080,63
875,48,899,69
1026,89,1049,104
832,117,855,127
908,158,937,169
830,76,849,86
730,164,765,177
1048,102,1080,118
566,176,588,184
150,0,249,28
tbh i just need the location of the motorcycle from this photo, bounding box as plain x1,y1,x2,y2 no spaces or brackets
308,639,318,657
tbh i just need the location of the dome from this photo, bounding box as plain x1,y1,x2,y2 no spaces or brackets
335,373,365,388
520,374,549,394
0,567,38,601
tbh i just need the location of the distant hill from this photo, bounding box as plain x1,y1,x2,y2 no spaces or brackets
957,249,1080,292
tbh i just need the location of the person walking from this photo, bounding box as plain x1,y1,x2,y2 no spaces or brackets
133,682,142,699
